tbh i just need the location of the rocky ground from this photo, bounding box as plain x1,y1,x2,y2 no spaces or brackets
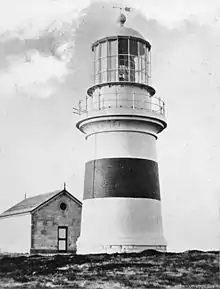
0,250,219,288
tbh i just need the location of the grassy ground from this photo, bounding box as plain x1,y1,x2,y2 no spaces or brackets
0,250,219,288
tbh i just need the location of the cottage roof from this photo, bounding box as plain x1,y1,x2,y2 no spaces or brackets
0,189,82,218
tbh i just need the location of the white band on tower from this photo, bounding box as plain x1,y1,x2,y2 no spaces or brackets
85,131,158,163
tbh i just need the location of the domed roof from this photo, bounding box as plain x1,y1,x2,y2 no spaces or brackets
105,24,145,39
92,13,149,47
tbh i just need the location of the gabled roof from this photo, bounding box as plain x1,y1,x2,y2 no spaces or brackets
0,189,82,218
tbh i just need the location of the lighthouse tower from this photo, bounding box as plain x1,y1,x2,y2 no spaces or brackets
73,13,167,254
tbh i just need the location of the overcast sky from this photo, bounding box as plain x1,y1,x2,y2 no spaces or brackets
0,0,220,252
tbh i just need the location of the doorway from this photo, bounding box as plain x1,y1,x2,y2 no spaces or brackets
58,226,68,252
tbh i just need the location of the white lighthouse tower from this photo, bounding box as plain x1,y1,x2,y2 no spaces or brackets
73,12,167,254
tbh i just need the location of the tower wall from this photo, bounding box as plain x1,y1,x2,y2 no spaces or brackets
76,121,167,254
77,199,166,254
85,131,157,162
74,19,167,254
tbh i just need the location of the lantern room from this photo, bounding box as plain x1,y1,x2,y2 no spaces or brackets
92,34,151,85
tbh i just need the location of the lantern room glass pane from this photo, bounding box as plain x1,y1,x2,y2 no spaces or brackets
100,57,107,71
108,40,117,56
119,55,128,66
100,42,107,58
141,55,146,71
130,55,135,70
137,57,141,72
130,69,135,82
107,39,117,82
141,69,146,82
135,71,140,83
110,56,116,69
95,59,100,74
101,71,107,82
118,38,128,54
109,70,116,81
95,73,100,83
130,39,138,55
94,45,100,60
139,42,145,56
118,55,128,81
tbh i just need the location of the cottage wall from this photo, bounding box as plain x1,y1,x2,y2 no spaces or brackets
0,214,31,253
31,193,81,254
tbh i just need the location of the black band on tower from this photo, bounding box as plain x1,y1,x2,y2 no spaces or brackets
83,158,161,200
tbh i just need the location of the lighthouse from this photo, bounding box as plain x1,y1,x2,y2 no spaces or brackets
73,12,167,254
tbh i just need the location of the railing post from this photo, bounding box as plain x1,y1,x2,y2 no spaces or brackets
159,97,161,114
132,86,135,109
79,100,81,115
98,92,101,110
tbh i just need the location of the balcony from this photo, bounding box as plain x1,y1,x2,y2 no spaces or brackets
73,92,165,118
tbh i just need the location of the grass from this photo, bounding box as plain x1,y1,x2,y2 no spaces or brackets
0,250,219,288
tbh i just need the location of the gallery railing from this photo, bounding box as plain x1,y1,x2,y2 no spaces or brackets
73,93,165,117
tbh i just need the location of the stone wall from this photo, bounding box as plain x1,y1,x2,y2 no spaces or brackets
31,192,81,254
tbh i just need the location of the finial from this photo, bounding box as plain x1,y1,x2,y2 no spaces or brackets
118,13,126,26
64,182,66,190
113,5,132,26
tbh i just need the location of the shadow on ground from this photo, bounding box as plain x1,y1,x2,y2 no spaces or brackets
0,250,219,288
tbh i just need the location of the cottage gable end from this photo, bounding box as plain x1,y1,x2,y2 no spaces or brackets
31,190,82,253
31,190,82,215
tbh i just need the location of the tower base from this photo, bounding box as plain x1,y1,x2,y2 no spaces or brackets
76,198,167,255
76,242,166,255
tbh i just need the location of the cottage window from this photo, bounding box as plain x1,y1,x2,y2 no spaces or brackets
60,202,67,211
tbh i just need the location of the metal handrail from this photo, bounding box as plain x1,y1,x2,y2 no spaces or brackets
73,94,165,116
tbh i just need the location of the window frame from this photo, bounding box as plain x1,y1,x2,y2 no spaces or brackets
57,226,68,252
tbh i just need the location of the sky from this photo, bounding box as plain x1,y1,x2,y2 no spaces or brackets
0,0,220,252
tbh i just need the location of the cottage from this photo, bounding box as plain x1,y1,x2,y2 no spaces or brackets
0,188,82,254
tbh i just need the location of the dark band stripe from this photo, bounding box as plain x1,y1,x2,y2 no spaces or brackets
83,158,161,200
